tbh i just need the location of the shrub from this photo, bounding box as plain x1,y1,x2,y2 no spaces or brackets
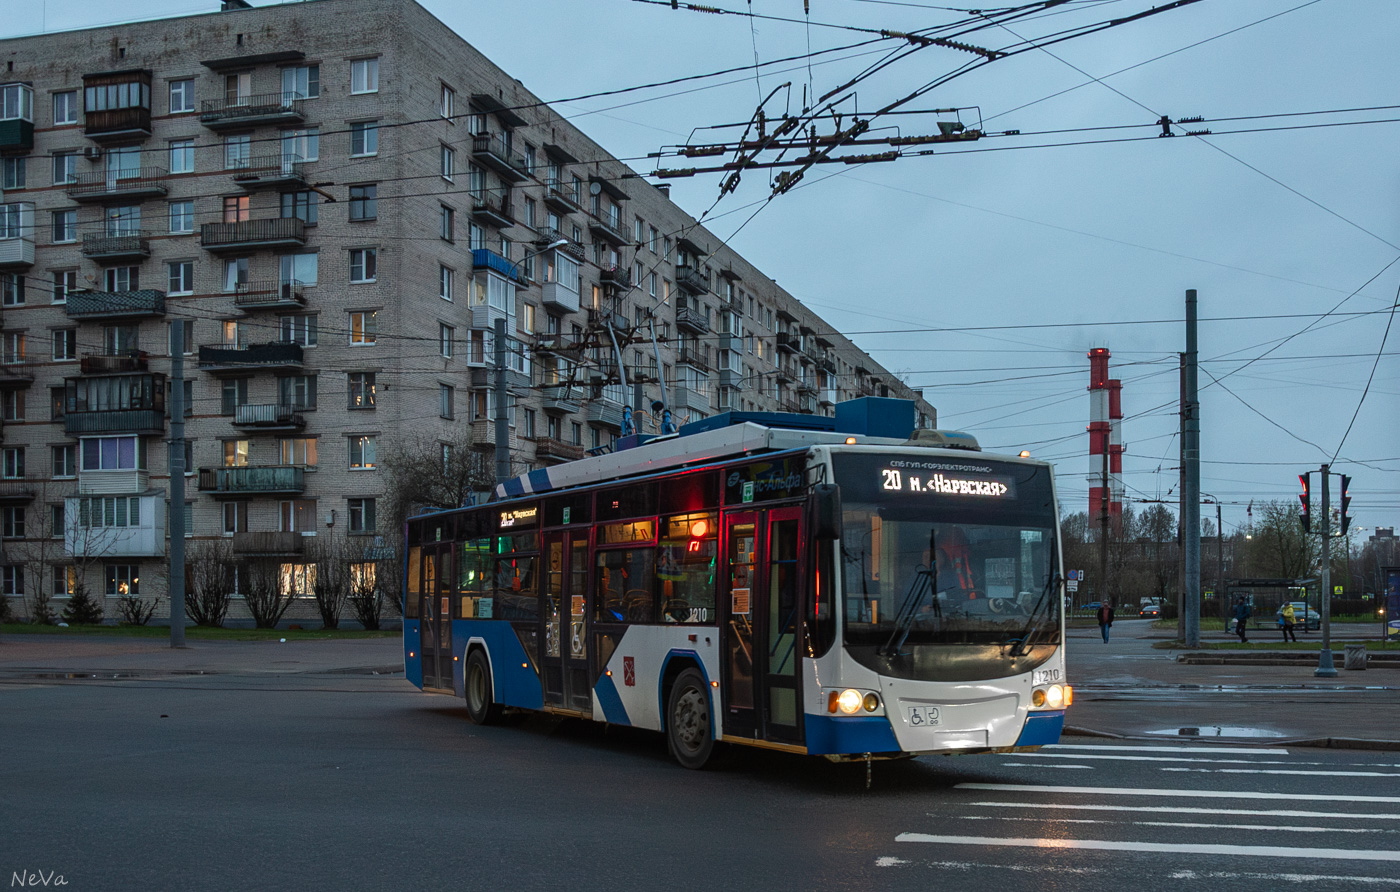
116,595,159,626
60,588,105,625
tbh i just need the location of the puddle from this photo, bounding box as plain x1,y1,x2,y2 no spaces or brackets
1145,726,1288,738
11,670,213,680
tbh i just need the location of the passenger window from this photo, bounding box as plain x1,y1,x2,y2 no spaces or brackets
458,536,491,617
492,554,537,620
595,548,656,623
657,512,717,622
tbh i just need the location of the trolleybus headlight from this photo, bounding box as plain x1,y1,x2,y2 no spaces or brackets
836,689,864,715
864,692,880,713
1045,685,1065,709
1031,688,1046,708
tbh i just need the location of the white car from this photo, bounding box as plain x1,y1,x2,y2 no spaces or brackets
1276,601,1320,631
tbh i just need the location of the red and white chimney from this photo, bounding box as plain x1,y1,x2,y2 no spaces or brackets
1088,348,1124,523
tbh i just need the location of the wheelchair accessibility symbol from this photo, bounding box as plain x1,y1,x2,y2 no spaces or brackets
906,705,941,726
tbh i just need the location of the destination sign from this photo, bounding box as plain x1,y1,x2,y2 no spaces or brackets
879,467,1014,498
499,506,539,528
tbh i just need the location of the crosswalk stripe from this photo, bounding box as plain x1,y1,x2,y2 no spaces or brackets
895,833,1400,862
960,815,1391,833
1160,768,1400,778
1023,752,1387,767
967,801,1400,821
1048,744,1292,755
956,783,1400,804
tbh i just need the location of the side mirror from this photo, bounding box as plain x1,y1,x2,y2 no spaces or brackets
813,483,842,540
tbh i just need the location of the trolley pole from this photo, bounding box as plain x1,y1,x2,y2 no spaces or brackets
168,320,187,648
494,317,510,484
1182,290,1201,648
1315,464,1337,677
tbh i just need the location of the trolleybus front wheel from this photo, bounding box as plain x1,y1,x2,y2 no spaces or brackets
465,649,504,725
667,668,714,769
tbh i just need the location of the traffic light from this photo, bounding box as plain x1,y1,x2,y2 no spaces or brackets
1298,473,1310,533
1339,474,1352,535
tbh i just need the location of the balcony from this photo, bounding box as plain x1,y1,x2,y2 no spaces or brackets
534,437,585,464
65,408,165,436
470,190,514,229
718,369,741,390
82,233,151,262
776,331,799,354
65,289,166,320
675,306,709,335
65,496,163,557
716,331,740,354
819,356,837,375
0,360,37,387
200,93,306,130
541,281,580,314
541,384,583,414
198,466,306,497
776,363,796,384
66,168,168,203
676,265,708,296
232,403,307,431
201,217,307,253
0,119,34,154
534,335,577,357
543,181,581,215
231,531,305,557
230,155,309,191
233,280,307,312
797,377,818,395
674,383,713,414
677,347,709,372
199,342,303,374
469,366,531,392
471,131,528,182
819,388,837,407
588,217,629,248
468,419,516,450
0,233,34,270
0,479,36,503
80,352,148,374
536,229,584,260
584,397,625,430
470,248,525,283
77,468,148,496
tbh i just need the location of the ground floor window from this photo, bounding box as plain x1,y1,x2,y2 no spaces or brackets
1,564,22,596
106,564,139,596
280,562,316,597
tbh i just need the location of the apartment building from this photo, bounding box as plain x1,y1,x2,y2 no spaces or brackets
0,0,934,620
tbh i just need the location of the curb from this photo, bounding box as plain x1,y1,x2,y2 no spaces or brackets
1063,725,1400,752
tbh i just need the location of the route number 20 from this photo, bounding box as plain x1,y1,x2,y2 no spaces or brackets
881,469,902,491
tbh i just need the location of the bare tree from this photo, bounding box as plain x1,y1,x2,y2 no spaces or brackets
307,535,350,629
186,538,235,627
1242,500,1318,580
243,559,297,629
347,561,384,631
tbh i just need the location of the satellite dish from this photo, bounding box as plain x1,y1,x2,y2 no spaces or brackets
589,181,603,196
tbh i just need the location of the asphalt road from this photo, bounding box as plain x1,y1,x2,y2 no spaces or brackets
3,670,1398,891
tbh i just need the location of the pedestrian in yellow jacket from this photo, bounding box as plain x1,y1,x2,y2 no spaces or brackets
1280,602,1297,642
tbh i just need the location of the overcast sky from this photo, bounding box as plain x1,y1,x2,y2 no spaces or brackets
9,0,1397,539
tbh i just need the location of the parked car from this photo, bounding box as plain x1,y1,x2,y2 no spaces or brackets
1276,601,1321,631
1139,603,1161,618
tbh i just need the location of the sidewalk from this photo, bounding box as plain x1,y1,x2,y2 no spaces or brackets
0,632,404,676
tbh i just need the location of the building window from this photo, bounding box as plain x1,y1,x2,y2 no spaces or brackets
2,273,23,306
224,134,251,170
280,563,317,597
222,258,249,292
105,205,140,237
349,249,377,284
278,374,317,410
52,152,76,186
350,57,379,94
440,84,455,118
523,408,536,439
1,157,24,190
439,323,454,358
349,310,377,344
167,319,195,355
222,440,250,468
439,266,453,301
0,332,24,366
278,500,317,534
52,209,76,244
51,329,76,363
169,201,194,234
168,79,194,114
0,389,21,423
279,314,317,347
349,184,377,221
281,127,319,163
104,266,139,293
441,145,455,181
440,205,454,242
53,90,79,124
439,384,454,420
347,498,377,535
223,195,249,223
279,438,317,467
348,435,377,470
167,261,194,296
169,139,195,174
279,251,318,287
105,565,139,597
2,566,24,597
78,497,142,531
350,120,378,157
280,191,318,225
281,64,319,100
221,378,248,415
2,504,25,539
348,372,376,409
222,501,247,535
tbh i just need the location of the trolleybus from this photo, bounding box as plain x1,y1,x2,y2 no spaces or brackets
403,398,1069,768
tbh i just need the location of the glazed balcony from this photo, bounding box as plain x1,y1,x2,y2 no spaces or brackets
675,306,709,335
676,265,708,296
470,131,528,183
541,281,580,314
232,403,307,431
540,384,583,414
230,155,309,191
198,465,305,496
66,168,168,203
198,342,304,374
82,233,151,262
0,119,34,154
65,289,166,320
80,352,149,375
83,107,152,143
200,93,306,130
233,279,307,311
584,397,625,430
0,233,34,269
201,217,306,253
231,531,305,557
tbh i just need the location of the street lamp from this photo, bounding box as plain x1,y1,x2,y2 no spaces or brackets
1202,494,1224,613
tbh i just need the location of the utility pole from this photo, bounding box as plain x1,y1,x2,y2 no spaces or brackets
1177,352,1186,642
1215,500,1224,608
1182,290,1201,648
1315,464,1337,677
493,317,510,483
169,320,187,648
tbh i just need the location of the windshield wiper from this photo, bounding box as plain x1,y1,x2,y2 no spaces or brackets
1009,572,1062,658
878,567,938,658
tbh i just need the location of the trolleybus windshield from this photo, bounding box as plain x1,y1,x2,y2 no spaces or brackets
832,452,1060,682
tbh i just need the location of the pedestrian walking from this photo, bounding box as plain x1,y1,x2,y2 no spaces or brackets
1232,596,1251,643
1096,602,1115,644
1280,602,1297,643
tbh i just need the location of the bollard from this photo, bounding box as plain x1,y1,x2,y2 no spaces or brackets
1343,643,1367,671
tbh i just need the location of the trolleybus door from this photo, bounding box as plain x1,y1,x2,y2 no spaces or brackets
419,545,454,691
542,531,591,711
763,508,803,743
722,512,760,737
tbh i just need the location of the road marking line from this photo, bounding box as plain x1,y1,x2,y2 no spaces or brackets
1048,744,1292,755
967,801,1400,820
1160,768,1400,778
960,815,1386,833
894,833,1400,862
956,783,1400,804
999,763,1094,769
1171,870,1400,886
1024,752,1389,767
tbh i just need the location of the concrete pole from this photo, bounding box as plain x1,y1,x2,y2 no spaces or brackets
1183,290,1201,648
168,320,187,648
1316,464,1337,677
1216,501,1224,609
494,317,510,484
1177,352,1186,643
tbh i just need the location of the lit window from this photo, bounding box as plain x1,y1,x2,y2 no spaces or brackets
349,310,377,345
348,435,377,470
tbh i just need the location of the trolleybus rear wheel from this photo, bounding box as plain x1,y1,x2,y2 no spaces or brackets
667,668,714,769
465,649,504,725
